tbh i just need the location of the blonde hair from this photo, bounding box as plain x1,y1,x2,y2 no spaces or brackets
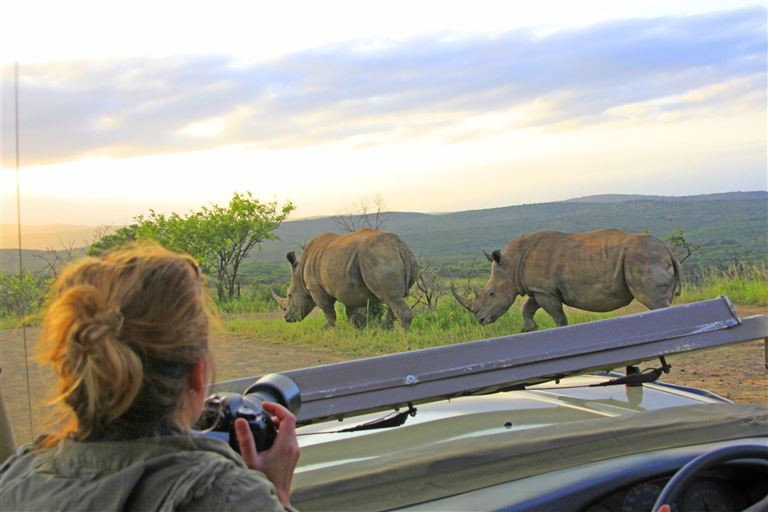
37,243,212,446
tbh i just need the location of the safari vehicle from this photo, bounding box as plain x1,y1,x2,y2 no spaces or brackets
215,296,768,512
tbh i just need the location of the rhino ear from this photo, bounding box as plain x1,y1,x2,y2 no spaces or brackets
286,251,298,267
483,250,502,264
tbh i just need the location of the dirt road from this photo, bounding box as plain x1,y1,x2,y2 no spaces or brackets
2,306,766,446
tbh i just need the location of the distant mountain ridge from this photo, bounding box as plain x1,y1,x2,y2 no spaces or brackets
565,191,768,203
258,191,767,267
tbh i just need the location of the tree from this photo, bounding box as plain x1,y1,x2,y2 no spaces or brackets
333,194,388,232
90,192,294,301
666,229,701,265
198,193,294,301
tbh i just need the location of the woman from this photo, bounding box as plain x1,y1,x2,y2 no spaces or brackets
0,244,300,511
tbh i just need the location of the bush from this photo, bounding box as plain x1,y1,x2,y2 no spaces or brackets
0,272,50,317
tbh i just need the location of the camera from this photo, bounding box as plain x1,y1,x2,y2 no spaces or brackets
195,373,301,453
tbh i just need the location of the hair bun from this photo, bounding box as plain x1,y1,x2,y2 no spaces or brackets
76,306,124,352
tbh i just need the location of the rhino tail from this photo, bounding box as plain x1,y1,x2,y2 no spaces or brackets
670,250,682,297
399,247,418,298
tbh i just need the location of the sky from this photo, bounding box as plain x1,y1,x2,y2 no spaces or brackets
1,0,766,226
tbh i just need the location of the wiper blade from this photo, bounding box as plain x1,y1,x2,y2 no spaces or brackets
339,403,418,433
591,357,672,387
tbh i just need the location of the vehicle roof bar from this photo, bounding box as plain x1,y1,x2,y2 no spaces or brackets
215,297,767,425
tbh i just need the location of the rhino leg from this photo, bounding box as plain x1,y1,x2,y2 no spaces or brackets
345,305,367,329
307,287,339,328
521,297,540,332
533,293,568,328
313,295,337,328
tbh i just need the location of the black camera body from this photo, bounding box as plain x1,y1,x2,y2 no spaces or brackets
195,373,301,454
197,392,277,453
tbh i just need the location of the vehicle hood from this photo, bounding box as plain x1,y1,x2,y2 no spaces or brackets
291,376,767,511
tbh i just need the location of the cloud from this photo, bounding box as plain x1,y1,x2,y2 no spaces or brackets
1,7,765,166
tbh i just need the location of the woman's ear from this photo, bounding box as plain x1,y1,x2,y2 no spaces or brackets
180,356,211,429
188,356,210,395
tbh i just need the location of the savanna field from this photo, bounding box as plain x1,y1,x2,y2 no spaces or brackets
2,261,767,446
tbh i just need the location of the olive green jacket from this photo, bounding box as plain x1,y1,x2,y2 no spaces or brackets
0,435,295,512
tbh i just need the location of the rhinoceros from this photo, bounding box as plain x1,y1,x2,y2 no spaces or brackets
452,229,681,331
272,229,419,329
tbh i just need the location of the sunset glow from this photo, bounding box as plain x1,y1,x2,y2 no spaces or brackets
1,1,766,226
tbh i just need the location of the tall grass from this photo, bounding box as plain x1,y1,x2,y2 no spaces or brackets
216,287,278,314
224,300,616,357
0,316,24,330
0,311,44,330
678,263,768,307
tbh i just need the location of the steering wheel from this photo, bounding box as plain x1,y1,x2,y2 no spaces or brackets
652,444,768,512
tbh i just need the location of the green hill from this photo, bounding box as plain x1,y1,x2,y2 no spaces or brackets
251,192,767,265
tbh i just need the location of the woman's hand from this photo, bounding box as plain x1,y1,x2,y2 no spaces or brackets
235,402,300,507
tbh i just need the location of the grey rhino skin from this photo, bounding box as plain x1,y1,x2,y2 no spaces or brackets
273,229,419,329
453,229,681,331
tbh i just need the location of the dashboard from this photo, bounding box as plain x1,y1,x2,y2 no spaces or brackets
400,439,768,512
584,466,767,512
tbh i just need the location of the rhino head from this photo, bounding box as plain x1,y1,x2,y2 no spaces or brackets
272,251,316,322
452,249,519,325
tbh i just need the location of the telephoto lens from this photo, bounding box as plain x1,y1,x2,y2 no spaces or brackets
195,373,301,454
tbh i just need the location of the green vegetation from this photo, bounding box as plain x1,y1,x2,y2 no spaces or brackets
225,301,515,355
0,316,26,330
678,264,768,307
223,301,621,356
0,272,49,319
90,192,294,301
216,286,280,314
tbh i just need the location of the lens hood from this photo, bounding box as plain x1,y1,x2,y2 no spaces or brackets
244,373,302,416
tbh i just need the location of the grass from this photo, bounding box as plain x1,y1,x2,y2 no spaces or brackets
0,316,24,330
678,264,768,307
224,300,619,357
0,312,43,330
217,293,276,314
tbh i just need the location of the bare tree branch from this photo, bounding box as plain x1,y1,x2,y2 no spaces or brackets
333,194,388,232
411,262,443,310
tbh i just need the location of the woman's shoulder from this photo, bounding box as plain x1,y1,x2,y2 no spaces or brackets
160,438,290,512
1,436,286,512
178,465,288,512
0,440,55,478
134,436,288,511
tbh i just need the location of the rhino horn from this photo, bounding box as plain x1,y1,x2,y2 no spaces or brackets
451,284,474,312
271,288,288,311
